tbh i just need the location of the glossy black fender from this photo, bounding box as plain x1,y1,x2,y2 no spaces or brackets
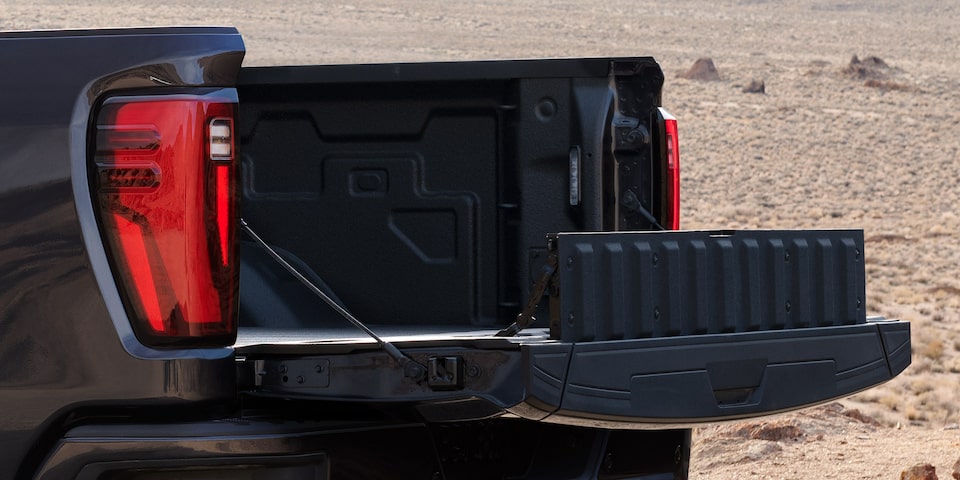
0,27,244,478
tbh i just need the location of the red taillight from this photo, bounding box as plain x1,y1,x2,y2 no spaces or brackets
660,108,680,230
92,91,239,347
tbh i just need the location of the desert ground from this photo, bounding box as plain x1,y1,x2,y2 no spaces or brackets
4,0,960,477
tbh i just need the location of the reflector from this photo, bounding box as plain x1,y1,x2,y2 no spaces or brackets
659,108,680,230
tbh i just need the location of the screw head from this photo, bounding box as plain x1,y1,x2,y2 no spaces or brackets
603,452,615,471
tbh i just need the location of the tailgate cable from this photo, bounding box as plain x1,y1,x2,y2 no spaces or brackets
496,237,560,337
239,218,427,381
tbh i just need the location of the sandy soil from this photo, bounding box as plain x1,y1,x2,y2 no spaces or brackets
4,0,960,477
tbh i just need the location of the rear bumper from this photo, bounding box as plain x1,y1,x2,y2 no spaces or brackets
34,419,438,479
34,416,691,479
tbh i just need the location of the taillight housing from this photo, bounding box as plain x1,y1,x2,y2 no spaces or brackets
658,108,680,230
91,90,239,347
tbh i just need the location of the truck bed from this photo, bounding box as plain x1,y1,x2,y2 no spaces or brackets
232,57,908,429
236,57,667,331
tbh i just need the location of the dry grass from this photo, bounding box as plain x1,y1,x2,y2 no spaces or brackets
921,339,945,361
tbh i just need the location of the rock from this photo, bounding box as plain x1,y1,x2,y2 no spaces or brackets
840,54,911,90
842,408,882,426
842,55,915,91
742,79,765,94
857,54,889,69
680,58,721,81
901,463,938,480
745,441,782,461
727,420,804,441
952,457,960,479
842,54,893,80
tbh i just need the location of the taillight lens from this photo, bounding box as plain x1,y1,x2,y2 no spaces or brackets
659,108,680,230
92,91,239,347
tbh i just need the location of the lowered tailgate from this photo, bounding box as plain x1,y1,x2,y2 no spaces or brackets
235,229,909,426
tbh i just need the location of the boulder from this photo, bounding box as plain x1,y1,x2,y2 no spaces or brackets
843,54,892,80
742,79,765,94
901,464,938,480
681,58,721,81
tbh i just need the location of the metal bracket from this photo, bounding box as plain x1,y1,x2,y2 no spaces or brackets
496,236,560,337
428,356,464,391
257,359,331,389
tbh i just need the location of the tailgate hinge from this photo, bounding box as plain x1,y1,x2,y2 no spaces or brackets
496,235,560,337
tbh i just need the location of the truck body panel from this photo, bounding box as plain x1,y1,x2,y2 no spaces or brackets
0,27,244,478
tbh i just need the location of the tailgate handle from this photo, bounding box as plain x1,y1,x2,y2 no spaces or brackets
707,359,766,407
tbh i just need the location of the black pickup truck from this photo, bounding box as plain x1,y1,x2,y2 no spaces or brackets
0,27,909,479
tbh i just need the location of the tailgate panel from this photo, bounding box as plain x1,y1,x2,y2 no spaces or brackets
543,321,906,423
557,230,865,342
237,229,909,427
